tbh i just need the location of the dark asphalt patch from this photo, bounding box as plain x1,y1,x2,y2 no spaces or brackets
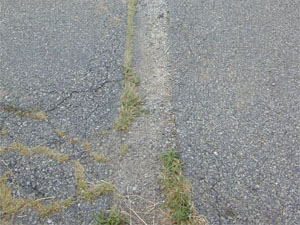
169,0,300,224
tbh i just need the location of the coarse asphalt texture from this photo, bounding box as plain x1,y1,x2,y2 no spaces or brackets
169,0,300,224
1,0,300,224
1,0,126,224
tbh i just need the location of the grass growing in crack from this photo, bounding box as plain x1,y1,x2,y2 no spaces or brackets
0,171,25,223
120,144,128,156
99,130,108,138
123,0,137,70
0,172,72,224
115,83,141,131
73,160,114,200
79,182,114,201
0,129,8,136
0,105,47,120
95,207,128,225
56,129,66,138
70,138,80,144
90,152,110,163
0,142,69,163
161,150,193,224
82,141,109,163
114,0,141,131
74,160,88,194
32,198,72,218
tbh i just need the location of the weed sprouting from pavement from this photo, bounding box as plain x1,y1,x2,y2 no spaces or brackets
90,152,110,163
95,207,128,225
115,0,141,131
32,198,72,218
0,129,8,136
161,150,191,223
82,141,109,163
73,160,114,200
56,129,67,137
0,171,72,224
0,142,69,162
161,150,207,225
115,83,141,131
0,105,47,120
79,182,114,201
74,160,88,194
120,144,128,156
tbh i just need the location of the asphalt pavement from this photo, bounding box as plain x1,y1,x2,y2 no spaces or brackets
1,0,300,224
169,0,300,224
0,0,126,224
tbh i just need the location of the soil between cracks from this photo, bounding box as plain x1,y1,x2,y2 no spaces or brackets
109,0,178,224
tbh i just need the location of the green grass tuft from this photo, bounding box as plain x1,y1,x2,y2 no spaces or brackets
161,150,192,224
115,83,141,131
95,207,128,225
114,0,141,132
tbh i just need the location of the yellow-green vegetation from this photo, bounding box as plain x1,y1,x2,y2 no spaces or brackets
82,141,109,163
0,171,72,224
0,105,47,120
0,129,8,136
79,182,114,201
73,160,114,200
90,152,109,163
0,142,69,163
56,129,66,137
95,207,128,225
123,0,137,71
120,144,128,156
83,141,92,152
0,171,25,224
69,138,80,143
161,150,207,225
73,160,88,194
114,0,142,131
31,198,72,218
99,130,108,138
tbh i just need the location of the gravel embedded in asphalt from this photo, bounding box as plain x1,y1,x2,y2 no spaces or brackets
0,0,127,224
169,0,300,224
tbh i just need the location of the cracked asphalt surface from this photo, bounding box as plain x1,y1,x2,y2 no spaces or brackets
1,0,125,138
1,0,300,224
0,0,126,224
169,0,300,224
